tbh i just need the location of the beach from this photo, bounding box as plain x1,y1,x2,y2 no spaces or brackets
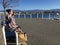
0,18,60,45
16,18,60,45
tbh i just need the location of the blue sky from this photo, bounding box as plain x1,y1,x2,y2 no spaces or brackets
0,0,60,10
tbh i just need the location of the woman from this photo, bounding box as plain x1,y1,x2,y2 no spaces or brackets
5,9,23,32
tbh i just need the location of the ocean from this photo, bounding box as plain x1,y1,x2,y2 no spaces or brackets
14,14,59,19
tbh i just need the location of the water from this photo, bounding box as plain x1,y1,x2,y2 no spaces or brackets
0,13,59,19
14,14,59,19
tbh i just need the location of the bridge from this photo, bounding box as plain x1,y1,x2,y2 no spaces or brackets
0,10,60,20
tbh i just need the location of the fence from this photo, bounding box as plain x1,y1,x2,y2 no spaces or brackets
0,13,60,20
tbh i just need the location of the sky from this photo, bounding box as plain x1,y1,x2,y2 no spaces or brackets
0,0,60,10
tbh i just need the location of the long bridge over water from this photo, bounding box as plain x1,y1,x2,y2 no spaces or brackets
0,10,60,20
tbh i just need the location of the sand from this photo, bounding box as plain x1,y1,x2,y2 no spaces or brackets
0,18,60,45
16,18,60,45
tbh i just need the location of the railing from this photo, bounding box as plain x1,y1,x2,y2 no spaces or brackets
0,13,60,19
2,26,7,45
14,13,60,20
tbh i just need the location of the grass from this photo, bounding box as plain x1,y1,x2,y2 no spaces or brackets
0,18,60,45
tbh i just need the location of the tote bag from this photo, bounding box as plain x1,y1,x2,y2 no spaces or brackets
17,32,28,42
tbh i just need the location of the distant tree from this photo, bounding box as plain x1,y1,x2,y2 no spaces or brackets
0,0,20,24
0,0,20,27
0,0,20,15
